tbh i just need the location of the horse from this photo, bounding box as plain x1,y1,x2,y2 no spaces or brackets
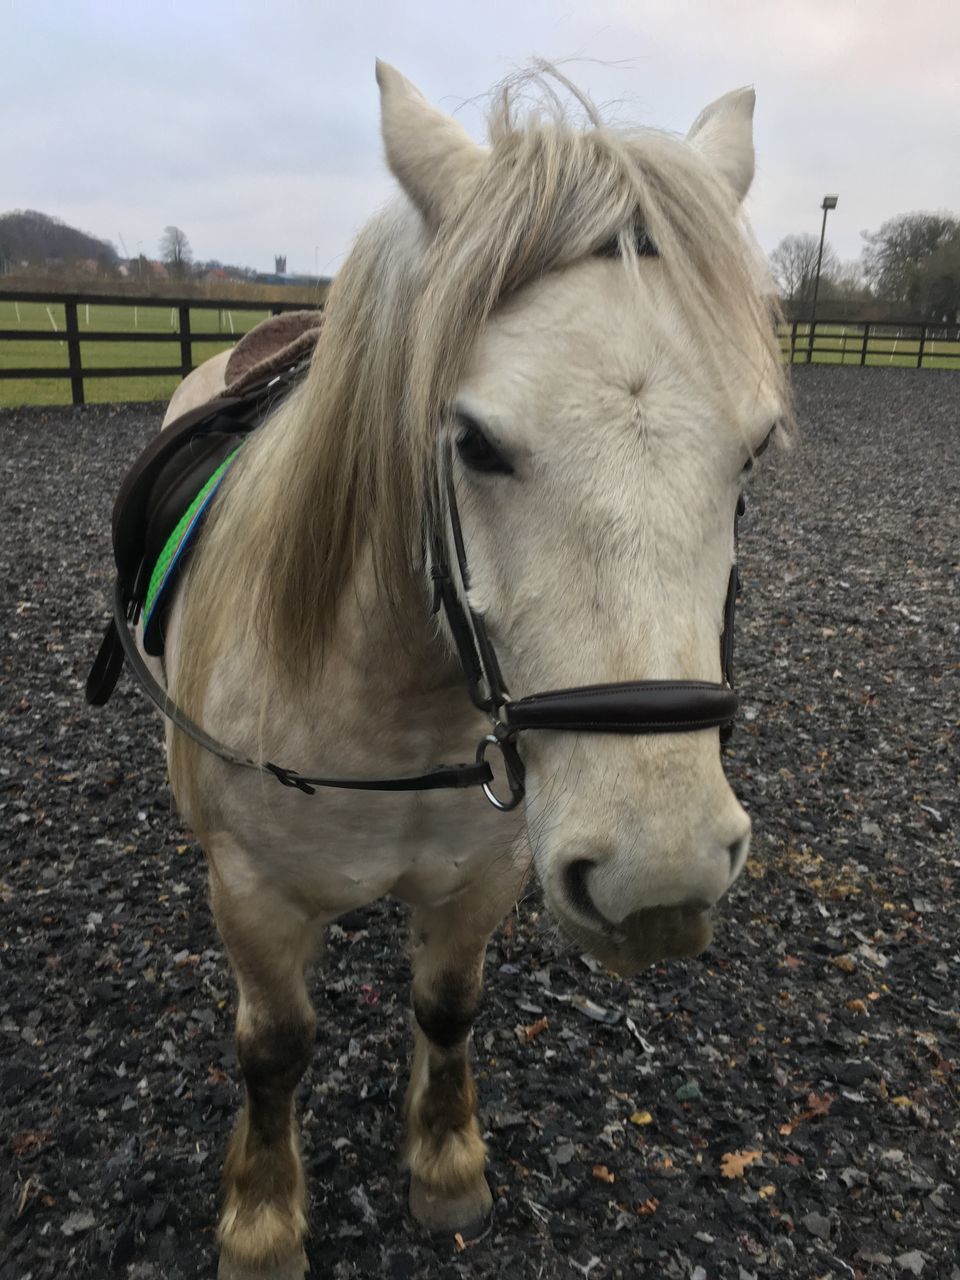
104,61,788,1279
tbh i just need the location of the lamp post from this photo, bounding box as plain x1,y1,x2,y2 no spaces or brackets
808,194,838,362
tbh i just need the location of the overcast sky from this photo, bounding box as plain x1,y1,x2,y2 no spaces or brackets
5,1,959,276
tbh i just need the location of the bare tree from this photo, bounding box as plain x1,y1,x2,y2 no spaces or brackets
769,233,838,306
822,259,872,305
159,225,193,277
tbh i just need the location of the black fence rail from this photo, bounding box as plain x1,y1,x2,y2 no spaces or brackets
0,290,322,405
781,319,960,369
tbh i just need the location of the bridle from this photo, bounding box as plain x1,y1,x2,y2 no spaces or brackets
107,398,745,810
427,436,743,810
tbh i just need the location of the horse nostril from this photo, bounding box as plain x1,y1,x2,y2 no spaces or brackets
728,835,749,878
564,859,603,923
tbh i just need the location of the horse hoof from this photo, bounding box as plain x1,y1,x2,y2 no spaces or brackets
409,1174,493,1236
217,1248,308,1280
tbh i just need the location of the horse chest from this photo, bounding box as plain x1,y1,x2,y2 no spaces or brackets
192,654,526,912
210,770,524,914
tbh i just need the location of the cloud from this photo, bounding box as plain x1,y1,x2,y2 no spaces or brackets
4,0,957,271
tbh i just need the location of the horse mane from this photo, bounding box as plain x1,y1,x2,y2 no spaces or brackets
171,66,787,749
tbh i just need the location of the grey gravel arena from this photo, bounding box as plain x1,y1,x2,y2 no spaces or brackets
1,367,958,1280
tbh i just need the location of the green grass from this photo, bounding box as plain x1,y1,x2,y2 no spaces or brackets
0,300,276,407
2,302,958,407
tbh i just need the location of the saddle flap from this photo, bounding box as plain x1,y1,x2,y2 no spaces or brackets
111,397,248,588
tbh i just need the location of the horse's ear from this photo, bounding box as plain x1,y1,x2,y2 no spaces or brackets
686,88,756,203
376,60,485,223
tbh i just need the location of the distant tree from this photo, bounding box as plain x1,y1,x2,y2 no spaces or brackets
0,209,117,268
160,225,193,276
918,239,960,319
861,212,960,308
769,233,837,306
821,259,873,305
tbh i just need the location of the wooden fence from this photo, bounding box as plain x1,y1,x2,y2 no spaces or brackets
0,289,321,405
782,319,960,369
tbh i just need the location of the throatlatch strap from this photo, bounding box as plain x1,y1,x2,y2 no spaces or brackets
108,581,493,796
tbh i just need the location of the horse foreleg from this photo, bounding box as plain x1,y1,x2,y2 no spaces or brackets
209,847,320,1280
405,871,523,1235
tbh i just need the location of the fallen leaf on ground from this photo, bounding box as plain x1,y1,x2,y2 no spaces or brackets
637,1197,659,1216
720,1150,763,1179
515,1015,549,1042
592,1164,615,1183
10,1131,52,1158
629,1110,653,1126
799,1092,834,1120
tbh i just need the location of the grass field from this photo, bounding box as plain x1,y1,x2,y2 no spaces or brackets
1,301,958,407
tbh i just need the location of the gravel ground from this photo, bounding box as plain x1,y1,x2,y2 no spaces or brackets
1,368,958,1280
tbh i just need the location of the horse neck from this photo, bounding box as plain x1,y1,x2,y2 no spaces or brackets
322,545,466,708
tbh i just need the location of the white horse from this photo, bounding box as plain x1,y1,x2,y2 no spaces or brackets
146,61,786,1279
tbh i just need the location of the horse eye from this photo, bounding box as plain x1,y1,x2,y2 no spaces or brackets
455,419,513,475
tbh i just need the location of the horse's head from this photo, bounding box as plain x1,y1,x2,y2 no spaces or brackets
380,65,788,974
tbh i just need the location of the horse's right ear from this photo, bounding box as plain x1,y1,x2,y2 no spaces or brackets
376,60,485,223
686,87,756,204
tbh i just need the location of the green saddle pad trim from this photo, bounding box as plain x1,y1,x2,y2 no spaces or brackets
143,447,242,628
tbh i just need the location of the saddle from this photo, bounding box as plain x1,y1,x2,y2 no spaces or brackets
85,310,322,706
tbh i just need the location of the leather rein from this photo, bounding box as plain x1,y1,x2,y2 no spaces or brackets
103,387,744,810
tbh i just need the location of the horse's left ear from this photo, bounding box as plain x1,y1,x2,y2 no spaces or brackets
376,59,485,223
686,88,756,203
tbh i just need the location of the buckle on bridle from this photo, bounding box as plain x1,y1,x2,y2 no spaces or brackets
476,727,525,812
